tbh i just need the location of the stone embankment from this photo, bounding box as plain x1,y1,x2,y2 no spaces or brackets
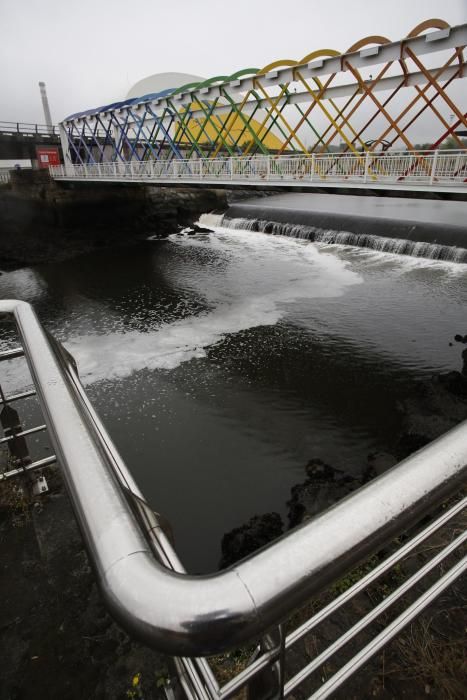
0,170,228,269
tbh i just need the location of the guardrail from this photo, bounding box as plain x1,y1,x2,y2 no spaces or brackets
50,149,467,187
1,299,466,699
0,170,11,184
0,121,60,136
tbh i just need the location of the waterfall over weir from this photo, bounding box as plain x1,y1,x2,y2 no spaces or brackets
199,205,467,263
222,216,467,263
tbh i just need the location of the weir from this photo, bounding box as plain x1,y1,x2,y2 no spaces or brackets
217,192,467,262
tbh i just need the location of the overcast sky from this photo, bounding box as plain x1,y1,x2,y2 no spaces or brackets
1,0,466,124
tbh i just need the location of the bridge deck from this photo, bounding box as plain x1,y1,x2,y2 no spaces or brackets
50,151,467,197
51,174,467,196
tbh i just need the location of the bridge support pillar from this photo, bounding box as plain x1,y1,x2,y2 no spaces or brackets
59,124,73,176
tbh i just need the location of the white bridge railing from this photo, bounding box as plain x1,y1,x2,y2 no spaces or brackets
0,169,11,184
50,149,467,188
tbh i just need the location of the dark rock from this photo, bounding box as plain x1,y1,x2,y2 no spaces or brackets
438,370,467,396
288,460,358,528
361,452,397,483
191,224,213,233
395,343,467,462
454,334,463,342
220,512,284,568
305,457,338,481
462,348,467,377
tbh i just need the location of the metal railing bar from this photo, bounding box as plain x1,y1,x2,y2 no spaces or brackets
0,454,57,481
285,496,466,650
0,388,36,404
284,531,466,696
175,658,213,700
124,491,220,693
58,348,145,501
53,354,220,695
52,343,221,697
0,348,24,362
132,499,181,569
0,423,47,444
2,299,466,659
174,659,204,700
194,659,221,698
131,505,221,695
218,645,281,699
310,554,467,700
169,506,467,699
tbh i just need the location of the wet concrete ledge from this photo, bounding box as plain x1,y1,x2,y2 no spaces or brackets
227,193,467,246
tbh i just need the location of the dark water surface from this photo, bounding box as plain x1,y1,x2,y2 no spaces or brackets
1,225,466,572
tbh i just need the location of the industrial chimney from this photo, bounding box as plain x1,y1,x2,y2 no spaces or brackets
38,81,53,130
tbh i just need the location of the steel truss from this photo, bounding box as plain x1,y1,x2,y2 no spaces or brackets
60,19,467,168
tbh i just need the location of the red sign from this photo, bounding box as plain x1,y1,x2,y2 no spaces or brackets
36,146,61,169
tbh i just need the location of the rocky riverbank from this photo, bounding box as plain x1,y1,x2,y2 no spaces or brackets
0,170,228,269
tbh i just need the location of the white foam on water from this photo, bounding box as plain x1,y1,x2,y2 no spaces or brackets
313,239,467,277
198,212,224,228
65,226,362,384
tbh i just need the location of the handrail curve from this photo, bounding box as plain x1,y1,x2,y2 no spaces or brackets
2,298,466,657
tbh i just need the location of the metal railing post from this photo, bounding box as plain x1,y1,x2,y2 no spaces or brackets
310,154,315,182
454,152,461,181
430,149,439,185
246,626,285,700
363,150,370,183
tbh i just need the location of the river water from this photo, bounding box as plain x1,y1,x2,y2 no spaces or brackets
1,220,466,572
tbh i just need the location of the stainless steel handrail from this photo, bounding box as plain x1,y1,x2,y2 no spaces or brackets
1,298,466,658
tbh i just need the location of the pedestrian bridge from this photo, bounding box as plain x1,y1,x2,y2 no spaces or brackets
51,149,467,195
52,17,467,197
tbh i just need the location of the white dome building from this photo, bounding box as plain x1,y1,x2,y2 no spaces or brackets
126,72,205,100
